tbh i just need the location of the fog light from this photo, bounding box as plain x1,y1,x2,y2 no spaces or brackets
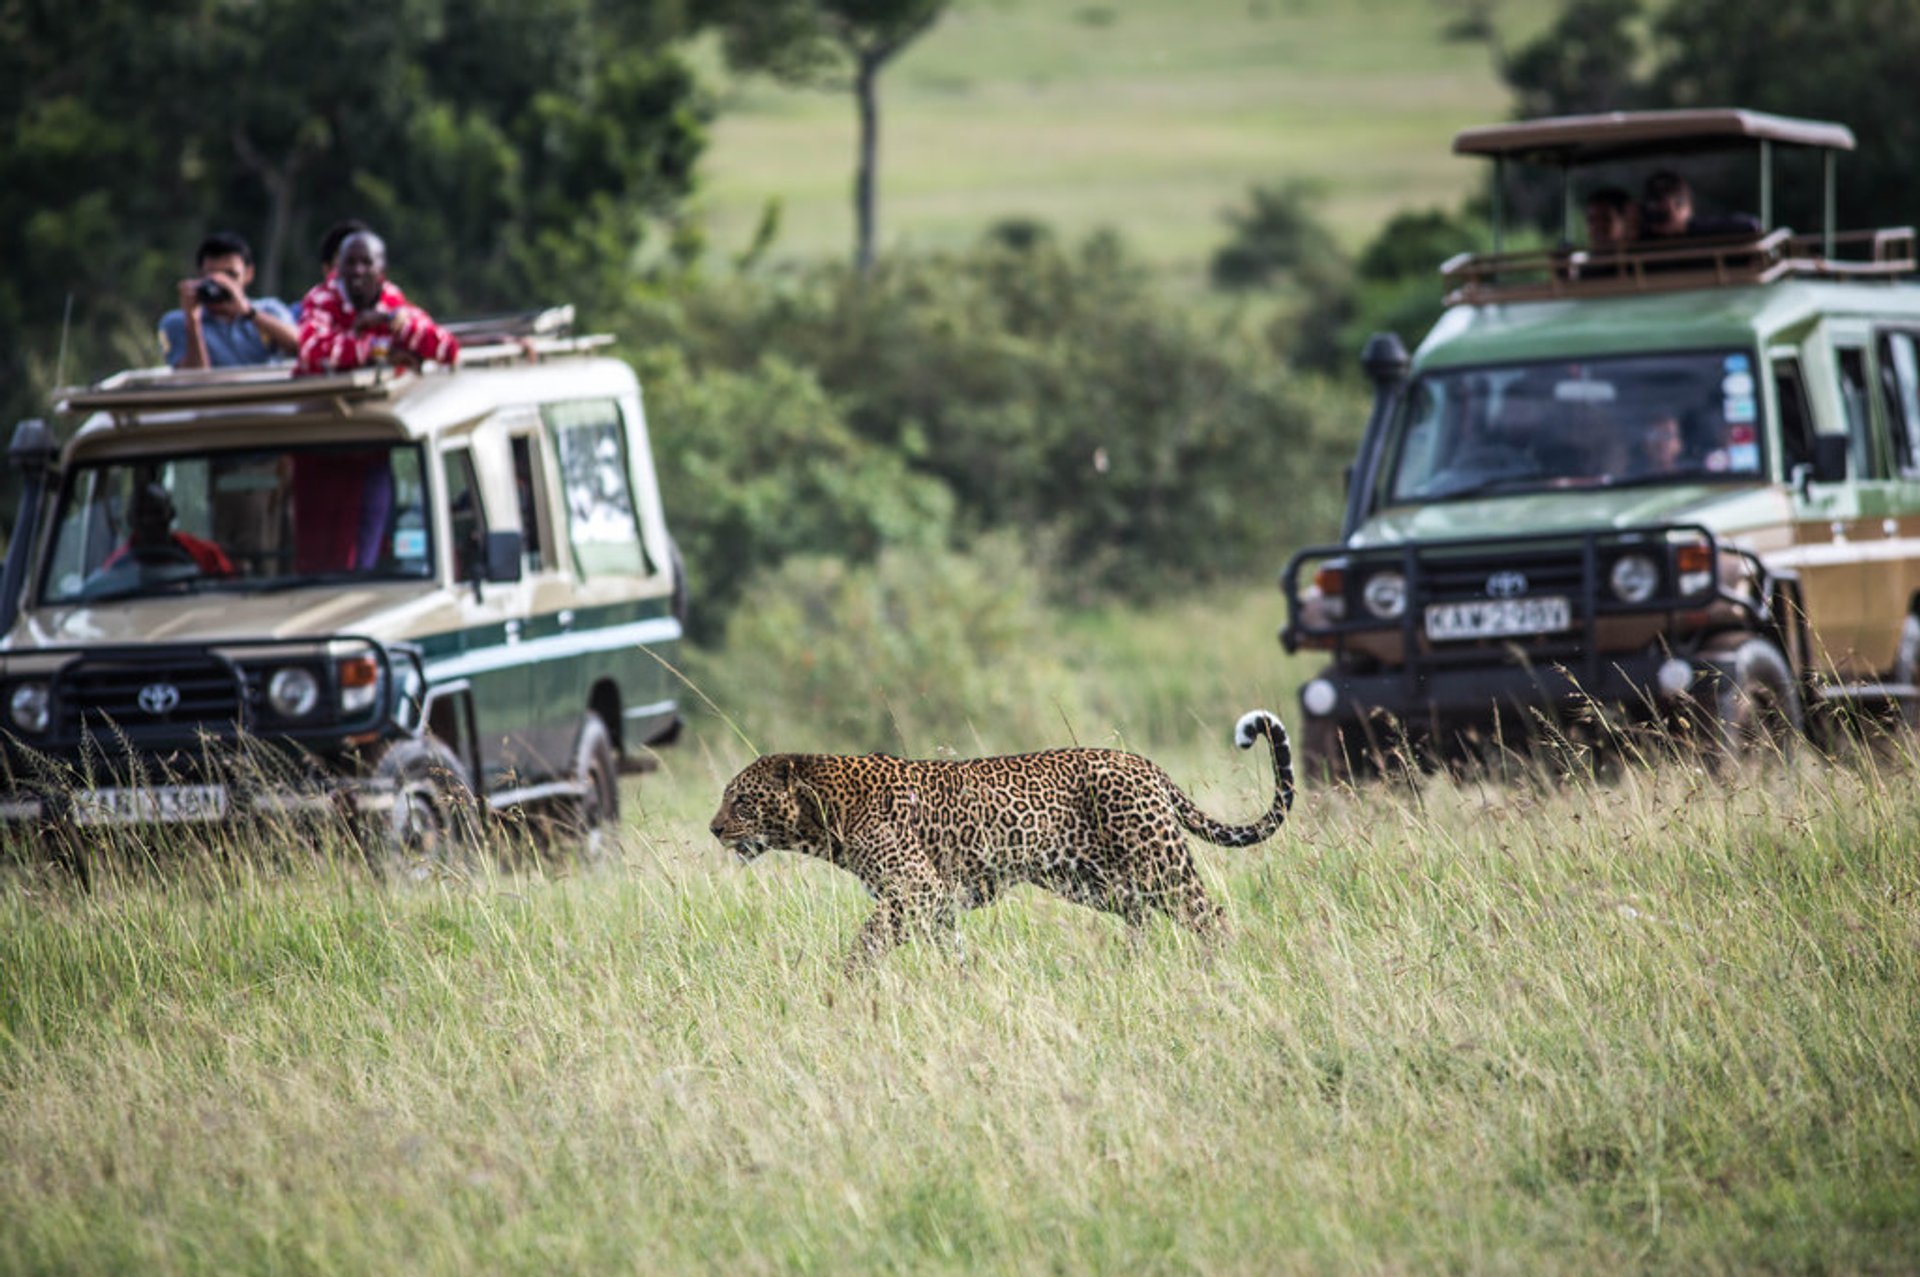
1362,570,1408,620
1656,658,1694,697
8,682,49,734
268,667,320,719
1610,553,1659,604
1302,678,1339,718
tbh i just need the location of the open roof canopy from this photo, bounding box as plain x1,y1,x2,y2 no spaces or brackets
1453,109,1856,167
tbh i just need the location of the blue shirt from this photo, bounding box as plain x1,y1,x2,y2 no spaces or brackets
157,296,296,368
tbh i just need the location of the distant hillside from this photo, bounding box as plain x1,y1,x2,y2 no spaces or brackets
694,0,1557,278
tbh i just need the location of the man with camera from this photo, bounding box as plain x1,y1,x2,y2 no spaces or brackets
157,231,299,369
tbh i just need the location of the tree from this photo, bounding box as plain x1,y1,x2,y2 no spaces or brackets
1497,0,1920,232
716,0,949,272
0,0,712,432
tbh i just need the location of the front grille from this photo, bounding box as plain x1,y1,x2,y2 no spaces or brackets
1417,546,1596,604
54,654,246,744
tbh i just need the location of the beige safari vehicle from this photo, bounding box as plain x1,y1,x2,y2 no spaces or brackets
1282,110,1920,775
0,312,685,859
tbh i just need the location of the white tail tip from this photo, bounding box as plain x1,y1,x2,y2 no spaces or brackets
1234,709,1280,750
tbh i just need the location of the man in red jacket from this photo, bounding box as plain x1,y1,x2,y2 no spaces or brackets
296,231,460,374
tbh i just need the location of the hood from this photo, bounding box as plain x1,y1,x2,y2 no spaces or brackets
15,582,434,649
1351,482,1777,547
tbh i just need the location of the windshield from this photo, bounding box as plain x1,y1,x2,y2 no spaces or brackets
41,442,431,604
1380,350,1765,504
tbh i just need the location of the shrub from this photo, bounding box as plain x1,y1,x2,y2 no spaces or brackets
689,535,1086,755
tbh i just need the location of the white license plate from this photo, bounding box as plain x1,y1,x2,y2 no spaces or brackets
1425,596,1572,641
71,784,229,826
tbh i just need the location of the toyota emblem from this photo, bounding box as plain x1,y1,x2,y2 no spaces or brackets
137,683,182,715
1485,570,1530,599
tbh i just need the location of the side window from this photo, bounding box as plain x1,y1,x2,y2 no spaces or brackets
510,434,554,573
441,447,486,581
545,399,653,578
1879,331,1920,476
1772,355,1816,477
1835,346,1880,477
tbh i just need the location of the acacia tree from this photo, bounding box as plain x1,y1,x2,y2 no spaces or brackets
718,0,949,272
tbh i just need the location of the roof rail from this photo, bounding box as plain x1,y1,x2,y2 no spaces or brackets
1439,225,1916,306
55,365,397,417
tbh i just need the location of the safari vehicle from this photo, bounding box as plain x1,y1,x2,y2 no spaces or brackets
0,311,685,858
1281,110,1920,776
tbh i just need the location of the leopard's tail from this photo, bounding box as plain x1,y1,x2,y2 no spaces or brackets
1170,710,1294,848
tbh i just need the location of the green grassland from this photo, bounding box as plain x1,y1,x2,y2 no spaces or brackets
4,586,1920,1273
697,0,1558,275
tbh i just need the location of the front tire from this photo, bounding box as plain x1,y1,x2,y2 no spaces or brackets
366,736,481,881
558,711,620,862
1705,637,1804,763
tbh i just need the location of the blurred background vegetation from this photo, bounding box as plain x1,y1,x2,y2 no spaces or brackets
3,0,1917,747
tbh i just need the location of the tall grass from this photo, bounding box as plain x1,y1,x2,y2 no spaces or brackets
3,584,1918,1273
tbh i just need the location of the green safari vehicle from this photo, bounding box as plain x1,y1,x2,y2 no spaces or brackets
1282,109,1920,776
0,312,685,860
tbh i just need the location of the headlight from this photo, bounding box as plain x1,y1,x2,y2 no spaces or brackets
1609,553,1659,604
8,682,49,734
337,655,382,715
267,666,321,719
1362,570,1409,620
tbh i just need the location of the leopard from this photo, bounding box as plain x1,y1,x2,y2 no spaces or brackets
708,710,1293,969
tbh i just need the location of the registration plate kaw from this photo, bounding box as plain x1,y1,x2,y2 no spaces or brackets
1425,596,1572,641
71,784,229,825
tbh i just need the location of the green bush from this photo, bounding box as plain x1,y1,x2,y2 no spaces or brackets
641,347,956,642
625,233,1355,614
688,535,1085,755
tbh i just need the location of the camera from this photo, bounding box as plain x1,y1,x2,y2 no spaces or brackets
195,278,230,306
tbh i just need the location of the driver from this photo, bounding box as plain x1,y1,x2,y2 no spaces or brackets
101,483,235,576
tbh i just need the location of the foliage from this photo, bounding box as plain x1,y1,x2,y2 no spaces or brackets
629,232,1355,611
710,0,951,270
1497,0,1920,231
0,0,712,427
639,347,955,643
690,535,1084,753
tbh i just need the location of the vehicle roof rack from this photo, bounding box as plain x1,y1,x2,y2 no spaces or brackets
1453,108,1856,165
1441,107,1909,301
54,302,616,416
55,365,398,417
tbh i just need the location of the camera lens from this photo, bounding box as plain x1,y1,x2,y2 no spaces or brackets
195,279,227,305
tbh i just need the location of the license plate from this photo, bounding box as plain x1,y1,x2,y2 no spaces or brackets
1425,596,1572,641
71,784,229,825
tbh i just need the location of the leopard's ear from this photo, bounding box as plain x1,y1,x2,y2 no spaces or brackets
771,754,800,786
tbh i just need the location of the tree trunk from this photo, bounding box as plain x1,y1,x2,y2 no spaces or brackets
853,50,880,274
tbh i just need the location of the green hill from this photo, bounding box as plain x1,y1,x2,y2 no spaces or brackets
695,0,1557,277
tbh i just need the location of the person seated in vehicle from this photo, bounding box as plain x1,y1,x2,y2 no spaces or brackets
1585,186,1639,251
102,483,235,576
1642,171,1763,241
157,231,300,369
1627,412,1688,475
295,231,460,375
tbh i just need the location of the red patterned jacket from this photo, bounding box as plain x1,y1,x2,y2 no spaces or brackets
295,277,459,375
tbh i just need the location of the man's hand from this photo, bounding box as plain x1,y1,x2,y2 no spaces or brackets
176,278,206,316
352,308,394,334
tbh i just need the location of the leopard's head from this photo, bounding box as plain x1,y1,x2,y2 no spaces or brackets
710,754,818,862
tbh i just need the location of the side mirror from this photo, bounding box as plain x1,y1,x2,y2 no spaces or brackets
483,529,524,583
